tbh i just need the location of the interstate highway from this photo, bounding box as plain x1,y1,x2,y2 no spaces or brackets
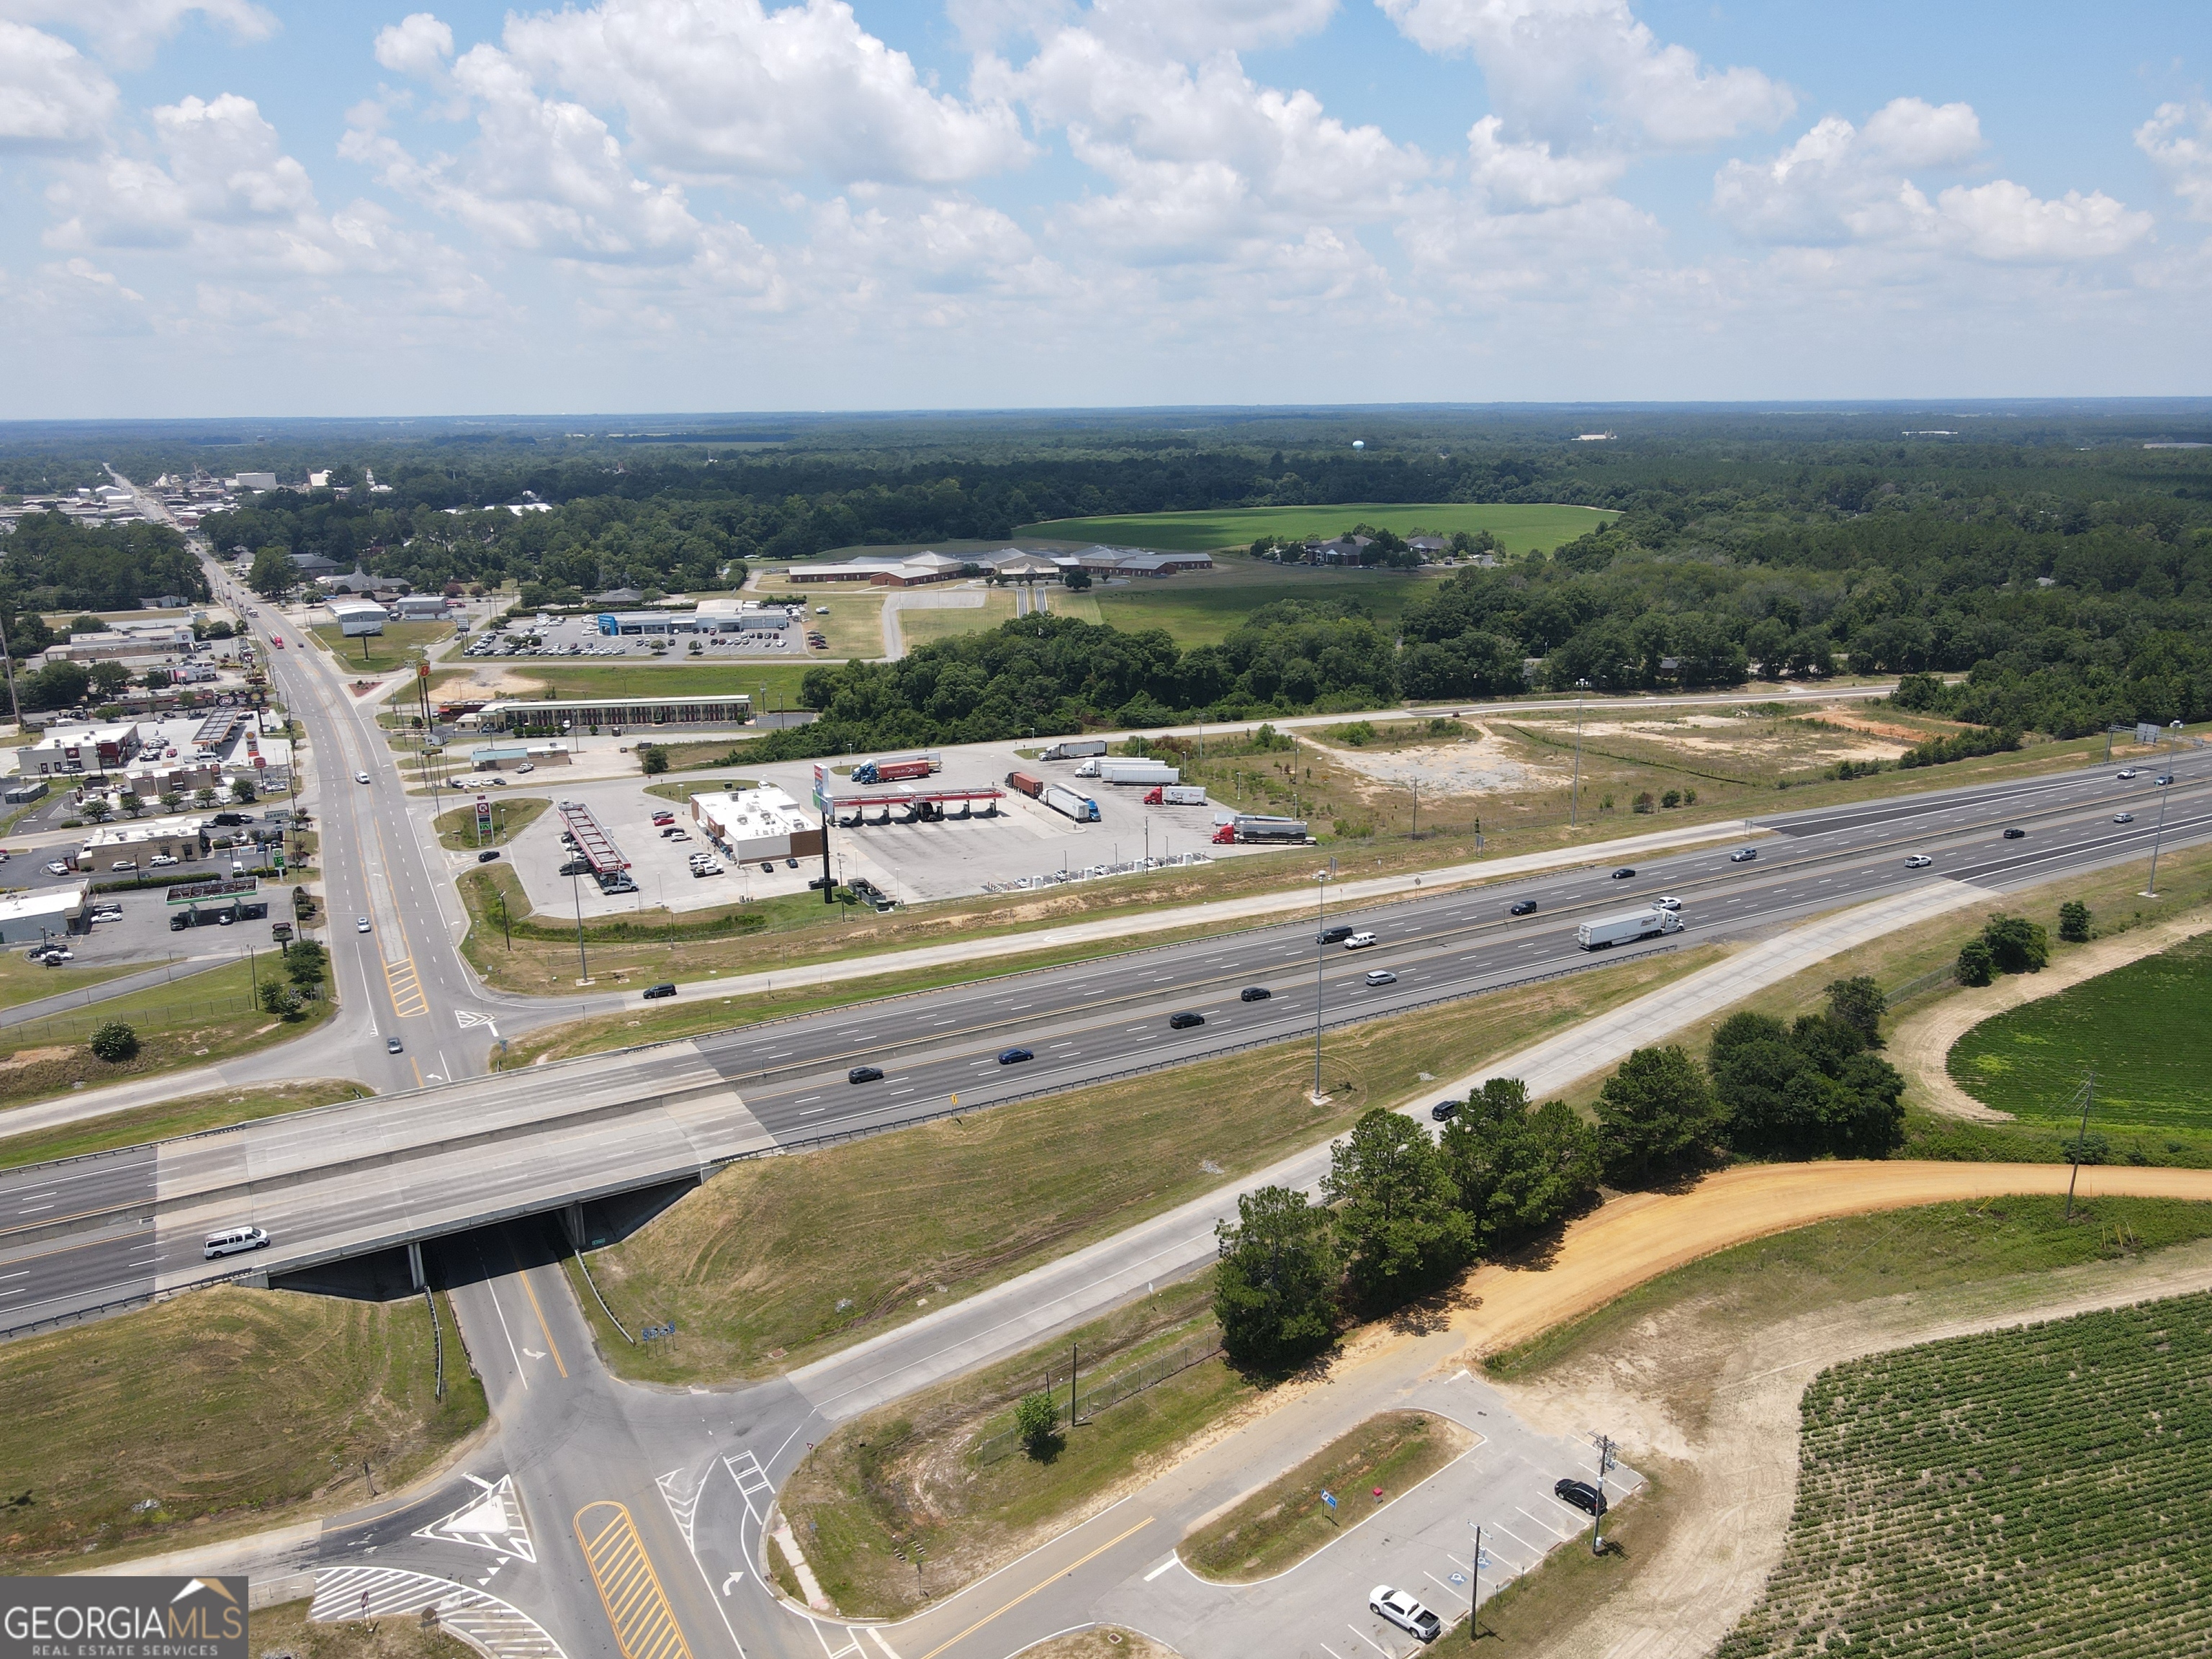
1,747,2207,1335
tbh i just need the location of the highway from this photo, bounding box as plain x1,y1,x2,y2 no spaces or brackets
3,740,2206,1336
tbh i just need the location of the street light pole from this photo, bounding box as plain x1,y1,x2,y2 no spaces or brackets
1312,868,1329,1100
1569,678,1591,827
570,870,588,981
2142,720,2182,898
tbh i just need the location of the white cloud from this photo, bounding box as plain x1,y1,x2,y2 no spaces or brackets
0,0,276,66
1714,99,2148,264
1463,113,1623,208
1079,0,1338,55
1935,179,2151,263
2136,101,2212,222
1378,0,1793,150
373,12,454,79
0,22,117,150
449,0,1031,187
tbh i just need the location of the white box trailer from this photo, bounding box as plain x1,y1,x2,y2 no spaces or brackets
1576,909,1684,950
1039,739,1107,761
1078,759,1180,785
1043,784,1101,822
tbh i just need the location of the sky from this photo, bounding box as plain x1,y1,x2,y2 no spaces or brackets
2,0,2209,418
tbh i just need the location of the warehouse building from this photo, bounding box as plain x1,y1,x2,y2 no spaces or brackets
479,693,755,732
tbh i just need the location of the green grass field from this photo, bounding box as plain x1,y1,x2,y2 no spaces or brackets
1717,1291,2212,1659
1087,560,1450,644
309,621,455,674
0,1079,362,1170
1948,932,2212,1129
1020,502,1616,554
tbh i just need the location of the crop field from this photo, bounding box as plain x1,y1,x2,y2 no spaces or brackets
1085,559,1449,645
1948,932,2212,1130
1716,1291,2212,1659
1019,502,1616,554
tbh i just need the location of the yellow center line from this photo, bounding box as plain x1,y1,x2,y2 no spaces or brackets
506,1234,568,1379
915,1515,1153,1659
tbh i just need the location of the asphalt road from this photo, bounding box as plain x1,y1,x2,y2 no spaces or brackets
4,742,2206,1338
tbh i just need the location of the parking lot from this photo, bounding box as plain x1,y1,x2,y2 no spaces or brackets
460,609,817,662
14,874,291,981
491,743,1290,920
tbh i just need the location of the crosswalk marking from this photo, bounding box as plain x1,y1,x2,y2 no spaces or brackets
310,1566,562,1659
722,1451,774,1523
575,1500,692,1659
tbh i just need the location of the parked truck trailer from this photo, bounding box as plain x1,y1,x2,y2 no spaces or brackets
1143,785,1208,806
1077,758,1180,786
852,750,943,785
1212,815,1310,845
1043,784,1102,823
1004,770,1045,798
1039,739,1108,761
1575,909,1684,950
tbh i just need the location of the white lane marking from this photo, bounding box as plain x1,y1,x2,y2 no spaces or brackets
1143,1555,1180,1582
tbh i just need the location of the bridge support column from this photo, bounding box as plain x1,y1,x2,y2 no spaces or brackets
406,1239,425,1291
559,1202,585,1250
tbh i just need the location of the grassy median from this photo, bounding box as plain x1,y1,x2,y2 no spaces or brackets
0,1078,365,1170
0,1286,486,1570
570,943,1721,1383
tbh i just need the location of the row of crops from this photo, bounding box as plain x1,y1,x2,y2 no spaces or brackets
1715,1290,2212,1656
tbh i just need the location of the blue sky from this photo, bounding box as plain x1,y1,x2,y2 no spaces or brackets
2,0,2208,416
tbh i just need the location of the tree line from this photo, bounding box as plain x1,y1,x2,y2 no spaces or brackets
1214,978,1905,1373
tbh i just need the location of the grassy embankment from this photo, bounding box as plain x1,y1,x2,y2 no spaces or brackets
309,622,458,675
0,956,338,1111
1949,930,2212,1131
0,1286,486,1570
1467,1195,2212,1653
431,796,549,851
454,706,2118,1000
562,943,1718,1382
248,1599,473,1659
0,1078,363,1169
1179,1411,1471,1581
0,950,145,1010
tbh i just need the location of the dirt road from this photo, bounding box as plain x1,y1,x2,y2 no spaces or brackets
1889,910,2211,1121
1447,1159,2212,1360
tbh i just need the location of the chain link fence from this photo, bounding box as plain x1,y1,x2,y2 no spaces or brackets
971,1331,1223,1465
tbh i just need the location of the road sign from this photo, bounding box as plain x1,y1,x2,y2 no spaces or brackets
1320,1489,1337,1511
418,662,431,681
476,796,492,822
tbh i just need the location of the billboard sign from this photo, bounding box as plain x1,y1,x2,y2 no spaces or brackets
812,762,829,812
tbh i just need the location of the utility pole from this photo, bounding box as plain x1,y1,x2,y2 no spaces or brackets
1591,1434,1616,1555
1312,866,1331,1100
2064,1069,2098,1220
1470,1524,1482,1643
2142,720,2182,898
1069,1342,1079,1429
1569,678,1591,827
570,870,589,981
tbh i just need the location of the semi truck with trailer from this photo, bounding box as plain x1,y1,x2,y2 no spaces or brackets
1039,739,1108,761
1043,784,1102,823
1143,785,1208,806
1212,815,1312,845
852,751,943,785
1004,770,1046,798
1575,908,1685,950
1077,758,1180,785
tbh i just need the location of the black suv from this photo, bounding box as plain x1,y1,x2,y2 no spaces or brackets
848,1065,884,1084
1509,899,1538,916
1555,1478,1606,1516
1169,1011,1205,1030
1431,1100,1460,1123
642,983,676,999
1317,924,1354,944
1240,986,1272,1002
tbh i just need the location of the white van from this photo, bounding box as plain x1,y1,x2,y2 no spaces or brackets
203,1225,270,1261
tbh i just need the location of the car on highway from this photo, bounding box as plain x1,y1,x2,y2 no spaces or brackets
355,771,370,784
1905,854,1934,868
998,1047,1033,1065
1363,969,1398,986
356,916,371,932
1509,898,1539,915
1611,866,1636,878
202,1225,269,1261
848,1064,884,1084
477,849,502,862
1431,1100,1460,1122
643,983,677,999
2156,774,2175,785
1654,896,1682,910
1369,1586,1441,1644
1317,924,1354,944
386,1037,404,1054
1555,1477,1607,1516
1240,986,1272,1002
149,853,179,868
111,859,136,872
2114,811,2136,823
2002,827,2026,839
1730,848,1758,863
1343,930,1378,950
1169,1010,1205,1029
43,860,68,876
2118,769,2139,779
